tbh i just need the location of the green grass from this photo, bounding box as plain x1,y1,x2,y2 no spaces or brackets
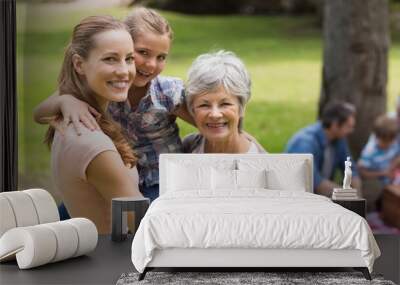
17,3,400,191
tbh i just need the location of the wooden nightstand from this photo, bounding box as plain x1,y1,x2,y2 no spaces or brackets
332,198,366,218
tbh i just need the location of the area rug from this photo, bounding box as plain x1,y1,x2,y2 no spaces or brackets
116,271,395,285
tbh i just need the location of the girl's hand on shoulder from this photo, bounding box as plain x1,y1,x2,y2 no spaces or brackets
59,94,101,135
48,114,67,135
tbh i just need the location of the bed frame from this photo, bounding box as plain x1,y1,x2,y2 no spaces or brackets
139,154,371,280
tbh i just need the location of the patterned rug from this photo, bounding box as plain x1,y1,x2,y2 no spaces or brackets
116,271,395,285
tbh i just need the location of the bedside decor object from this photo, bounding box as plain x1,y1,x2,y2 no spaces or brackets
112,197,150,242
332,157,359,200
343,156,352,189
0,189,98,269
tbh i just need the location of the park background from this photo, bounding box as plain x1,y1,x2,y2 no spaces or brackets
16,0,400,203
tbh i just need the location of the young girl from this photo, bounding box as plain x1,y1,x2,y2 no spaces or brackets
46,15,143,233
34,8,194,204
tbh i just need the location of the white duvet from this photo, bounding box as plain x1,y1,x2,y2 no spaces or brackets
131,190,380,273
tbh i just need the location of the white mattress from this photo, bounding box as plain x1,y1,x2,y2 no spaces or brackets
131,190,380,273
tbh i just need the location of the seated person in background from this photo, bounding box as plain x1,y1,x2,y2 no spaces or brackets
358,114,400,186
285,101,361,197
182,50,266,154
43,16,143,234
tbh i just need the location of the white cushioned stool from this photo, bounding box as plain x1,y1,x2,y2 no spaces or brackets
0,189,98,269
0,189,59,236
0,218,97,269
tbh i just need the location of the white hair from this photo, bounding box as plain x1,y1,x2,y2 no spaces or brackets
185,50,251,116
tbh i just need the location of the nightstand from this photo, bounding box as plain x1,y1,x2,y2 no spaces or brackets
332,198,366,218
111,197,150,242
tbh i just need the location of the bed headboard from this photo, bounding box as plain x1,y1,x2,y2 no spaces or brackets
159,154,313,195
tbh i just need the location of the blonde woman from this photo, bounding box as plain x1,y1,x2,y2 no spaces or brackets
46,16,142,234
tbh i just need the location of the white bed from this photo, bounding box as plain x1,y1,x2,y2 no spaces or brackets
131,154,380,280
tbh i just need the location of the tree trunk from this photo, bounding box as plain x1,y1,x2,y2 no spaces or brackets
319,0,389,158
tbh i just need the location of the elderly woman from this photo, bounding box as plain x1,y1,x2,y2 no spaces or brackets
183,50,266,153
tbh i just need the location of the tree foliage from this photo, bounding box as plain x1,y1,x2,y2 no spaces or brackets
132,0,322,15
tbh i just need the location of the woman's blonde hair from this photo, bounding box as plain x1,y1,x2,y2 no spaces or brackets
124,7,173,40
45,15,137,167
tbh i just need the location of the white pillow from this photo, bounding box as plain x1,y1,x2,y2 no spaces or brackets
266,166,307,191
236,169,267,189
167,162,212,191
211,169,268,191
212,168,237,190
238,159,308,192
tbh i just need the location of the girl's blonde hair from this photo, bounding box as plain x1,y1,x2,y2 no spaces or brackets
45,15,137,167
124,7,173,40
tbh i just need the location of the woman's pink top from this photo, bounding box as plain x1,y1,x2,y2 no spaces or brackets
51,124,139,232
